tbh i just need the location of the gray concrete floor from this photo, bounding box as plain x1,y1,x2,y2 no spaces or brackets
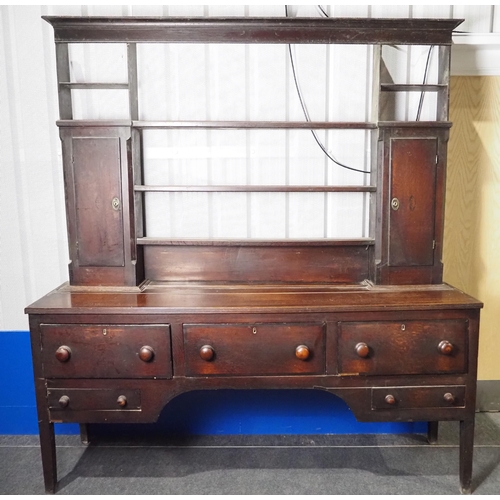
1,413,500,495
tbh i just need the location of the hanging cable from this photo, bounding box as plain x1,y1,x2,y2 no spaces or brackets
285,5,370,174
416,45,434,121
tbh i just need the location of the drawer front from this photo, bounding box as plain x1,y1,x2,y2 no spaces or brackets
339,319,467,376
184,323,325,376
48,388,141,411
41,324,171,379
371,386,466,410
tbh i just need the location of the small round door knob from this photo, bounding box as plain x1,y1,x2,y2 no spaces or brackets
438,340,453,355
117,395,127,408
385,394,396,405
58,395,70,408
355,342,370,358
295,345,310,360
444,392,455,404
139,345,155,362
199,345,215,361
55,346,71,362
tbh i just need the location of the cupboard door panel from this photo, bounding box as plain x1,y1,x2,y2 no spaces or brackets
73,137,124,267
389,137,437,267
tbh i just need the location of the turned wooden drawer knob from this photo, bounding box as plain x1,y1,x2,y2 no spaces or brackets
55,346,71,362
117,395,127,408
438,340,454,355
199,345,215,361
139,345,155,362
444,392,455,404
58,395,70,408
295,345,310,360
355,342,370,358
385,394,396,405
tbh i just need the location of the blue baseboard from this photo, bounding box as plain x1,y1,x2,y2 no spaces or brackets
0,331,426,435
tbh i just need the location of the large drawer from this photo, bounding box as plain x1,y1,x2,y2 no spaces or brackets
338,319,467,376
41,324,172,379
184,323,325,376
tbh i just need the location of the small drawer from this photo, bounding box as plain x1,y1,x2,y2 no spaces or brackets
338,319,467,376
48,388,141,411
184,323,325,376
371,386,466,410
41,324,171,379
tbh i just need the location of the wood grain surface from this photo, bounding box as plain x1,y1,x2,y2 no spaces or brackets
445,76,500,380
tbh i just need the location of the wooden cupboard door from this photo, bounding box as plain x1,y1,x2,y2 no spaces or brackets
72,137,124,267
389,137,438,267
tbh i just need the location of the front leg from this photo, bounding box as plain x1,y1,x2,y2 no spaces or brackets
459,419,475,494
38,418,57,494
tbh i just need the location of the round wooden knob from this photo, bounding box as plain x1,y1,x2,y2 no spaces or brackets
295,345,310,360
385,394,396,405
117,395,127,408
139,345,155,362
55,346,71,362
355,342,370,358
199,345,215,361
444,392,455,404
58,395,70,408
438,340,453,355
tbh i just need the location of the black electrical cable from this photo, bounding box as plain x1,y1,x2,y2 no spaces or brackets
416,45,434,121
285,5,370,175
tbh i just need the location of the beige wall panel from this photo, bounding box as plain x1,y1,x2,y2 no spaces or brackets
445,76,500,380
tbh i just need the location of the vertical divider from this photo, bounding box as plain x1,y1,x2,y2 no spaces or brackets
437,45,451,122
371,44,382,281
55,43,72,120
127,43,139,120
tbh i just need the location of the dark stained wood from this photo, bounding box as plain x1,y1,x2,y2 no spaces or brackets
371,385,466,410
40,324,172,379
389,137,437,266
427,421,439,444
30,16,479,495
72,136,125,267
143,244,372,284
132,120,378,130
25,282,482,316
380,84,446,92
339,319,467,376
42,16,462,45
135,184,375,193
60,126,143,286
183,323,325,376
459,419,475,494
48,388,141,411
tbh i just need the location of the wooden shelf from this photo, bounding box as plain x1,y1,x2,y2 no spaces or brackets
135,185,375,193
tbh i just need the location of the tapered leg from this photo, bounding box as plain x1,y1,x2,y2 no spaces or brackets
459,419,475,494
427,421,439,444
38,419,57,494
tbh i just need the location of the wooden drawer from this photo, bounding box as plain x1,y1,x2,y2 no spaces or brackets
371,386,466,410
339,319,467,376
184,323,325,376
48,388,141,411
40,324,171,379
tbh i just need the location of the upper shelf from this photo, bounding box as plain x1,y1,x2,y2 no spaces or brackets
42,16,463,45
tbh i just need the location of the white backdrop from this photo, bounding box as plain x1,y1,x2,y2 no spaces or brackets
1,4,498,330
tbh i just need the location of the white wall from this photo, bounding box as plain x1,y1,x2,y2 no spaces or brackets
1,4,499,331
